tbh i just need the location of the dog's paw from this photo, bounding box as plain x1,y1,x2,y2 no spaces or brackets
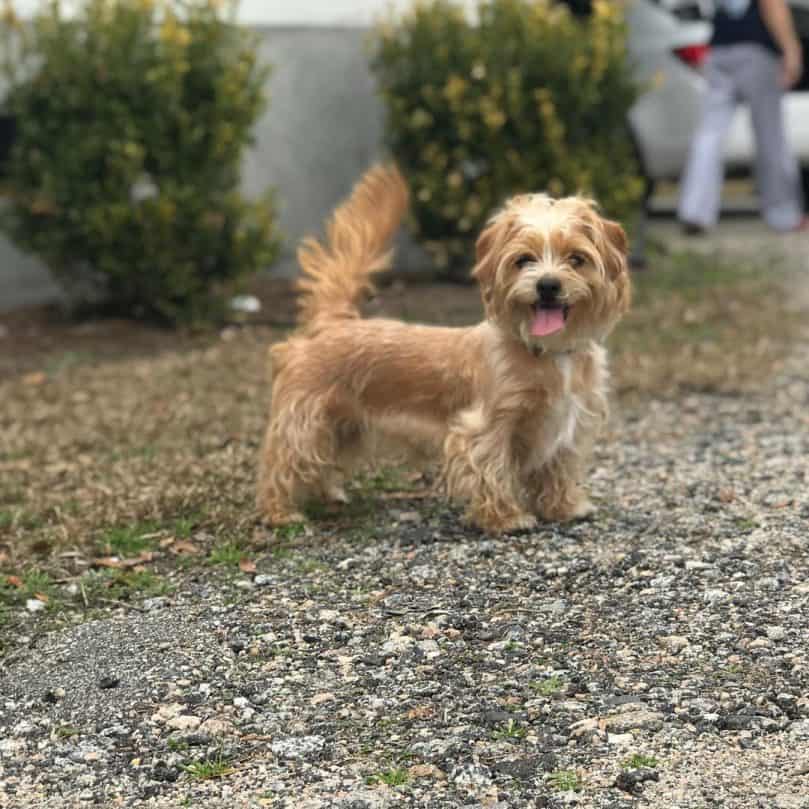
478,512,538,535
541,498,596,523
260,509,307,527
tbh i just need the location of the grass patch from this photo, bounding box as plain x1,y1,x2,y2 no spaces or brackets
79,569,173,603
184,753,235,780
531,675,563,697
98,522,160,557
548,769,582,792
492,719,528,740
273,522,307,541
207,542,246,567
366,768,409,787
623,753,659,770
0,567,60,610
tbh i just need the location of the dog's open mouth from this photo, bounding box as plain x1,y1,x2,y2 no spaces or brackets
531,303,569,337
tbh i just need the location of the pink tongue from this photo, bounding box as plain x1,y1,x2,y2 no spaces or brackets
531,307,565,337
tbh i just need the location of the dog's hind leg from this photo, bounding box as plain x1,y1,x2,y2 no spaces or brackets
257,389,366,523
256,392,345,524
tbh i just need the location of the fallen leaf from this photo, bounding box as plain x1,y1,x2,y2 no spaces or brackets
22,371,47,386
33,592,49,603
92,557,123,569
6,575,24,588
407,704,435,720
170,540,201,555
239,558,257,574
718,488,735,504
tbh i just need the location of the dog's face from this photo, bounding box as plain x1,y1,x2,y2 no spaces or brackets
473,194,631,351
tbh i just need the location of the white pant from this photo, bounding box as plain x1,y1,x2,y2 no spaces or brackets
678,43,804,231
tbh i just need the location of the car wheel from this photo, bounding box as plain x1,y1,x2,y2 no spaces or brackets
802,166,809,206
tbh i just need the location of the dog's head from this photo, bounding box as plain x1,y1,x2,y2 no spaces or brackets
473,193,631,352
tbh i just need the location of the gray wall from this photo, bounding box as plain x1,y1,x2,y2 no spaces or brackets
0,25,422,312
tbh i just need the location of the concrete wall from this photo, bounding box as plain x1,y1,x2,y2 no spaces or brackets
1,17,428,311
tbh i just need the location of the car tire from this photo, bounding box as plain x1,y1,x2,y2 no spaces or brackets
802,166,809,207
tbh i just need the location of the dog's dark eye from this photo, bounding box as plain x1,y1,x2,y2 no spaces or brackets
515,254,535,269
568,253,586,268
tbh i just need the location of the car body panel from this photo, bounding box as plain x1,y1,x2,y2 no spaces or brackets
627,0,809,180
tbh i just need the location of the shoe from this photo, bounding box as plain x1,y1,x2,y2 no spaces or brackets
680,220,707,236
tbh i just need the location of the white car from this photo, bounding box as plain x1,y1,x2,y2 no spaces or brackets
626,0,809,198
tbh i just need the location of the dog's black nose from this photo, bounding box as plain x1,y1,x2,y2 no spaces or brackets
536,277,562,301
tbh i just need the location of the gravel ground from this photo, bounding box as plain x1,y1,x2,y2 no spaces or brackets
2,233,809,808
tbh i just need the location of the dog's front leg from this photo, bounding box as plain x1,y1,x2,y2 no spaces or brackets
444,407,536,535
531,448,594,523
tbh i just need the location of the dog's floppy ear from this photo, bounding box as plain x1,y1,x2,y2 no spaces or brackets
600,217,629,280
599,216,631,313
472,209,513,315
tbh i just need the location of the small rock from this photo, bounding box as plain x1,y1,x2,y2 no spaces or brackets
408,763,446,780
142,597,168,611
230,294,261,314
198,718,233,737
26,599,46,613
791,760,809,776
766,625,787,641
605,709,665,733
417,639,441,659
451,762,495,797
789,720,809,739
382,632,414,656
271,735,325,761
558,700,588,713
166,715,201,732
660,635,690,654
254,574,274,587
98,675,120,689
615,767,660,795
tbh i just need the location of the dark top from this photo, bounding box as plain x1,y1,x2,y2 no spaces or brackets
711,0,780,54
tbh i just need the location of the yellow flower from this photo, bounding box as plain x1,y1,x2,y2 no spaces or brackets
1,0,19,27
443,75,467,104
160,15,191,48
409,108,433,130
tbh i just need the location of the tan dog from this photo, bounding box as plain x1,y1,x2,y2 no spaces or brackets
257,164,630,534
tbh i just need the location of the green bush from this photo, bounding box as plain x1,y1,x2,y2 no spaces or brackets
0,0,280,323
371,0,643,276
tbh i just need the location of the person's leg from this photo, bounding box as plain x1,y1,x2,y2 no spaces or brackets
738,45,804,231
678,49,738,229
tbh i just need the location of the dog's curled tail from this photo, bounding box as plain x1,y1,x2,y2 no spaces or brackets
295,163,409,326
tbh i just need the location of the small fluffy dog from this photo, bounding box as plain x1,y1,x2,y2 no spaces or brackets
257,165,630,533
